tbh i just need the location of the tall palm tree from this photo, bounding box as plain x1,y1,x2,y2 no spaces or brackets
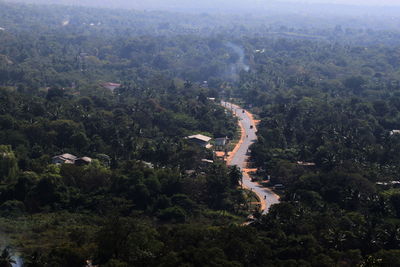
0,248,16,267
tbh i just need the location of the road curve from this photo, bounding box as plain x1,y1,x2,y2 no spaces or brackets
222,101,280,214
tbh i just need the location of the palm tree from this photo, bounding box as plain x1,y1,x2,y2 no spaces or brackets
0,248,16,267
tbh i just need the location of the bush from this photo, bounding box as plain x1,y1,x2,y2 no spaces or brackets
158,206,187,223
0,200,25,217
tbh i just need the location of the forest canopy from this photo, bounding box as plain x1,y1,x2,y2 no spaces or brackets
1,1,400,266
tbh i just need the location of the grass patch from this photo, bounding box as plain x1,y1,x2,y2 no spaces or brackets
241,189,261,215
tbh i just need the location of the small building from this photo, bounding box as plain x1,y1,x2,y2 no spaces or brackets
215,151,227,158
53,154,92,166
52,153,77,165
376,181,400,188
186,134,212,148
390,130,400,135
140,161,154,169
101,82,121,92
214,151,228,162
215,137,229,147
75,157,92,166
296,161,316,167
96,154,111,167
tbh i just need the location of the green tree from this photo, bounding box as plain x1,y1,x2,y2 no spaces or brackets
0,248,15,267
229,165,242,187
0,145,18,182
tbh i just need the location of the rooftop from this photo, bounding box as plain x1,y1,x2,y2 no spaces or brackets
376,181,400,185
78,157,92,163
215,137,228,146
187,134,212,142
54,153,78,161
296,161,316,166
101,82,121,91
215,151,226,158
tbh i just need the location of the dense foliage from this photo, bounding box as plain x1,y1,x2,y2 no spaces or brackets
238,26,400,266
1,1,400,266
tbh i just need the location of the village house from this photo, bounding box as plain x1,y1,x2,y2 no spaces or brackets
390,130,400,135
214,151,227,162
296,161,316,167
215,137,229,147
52,153,92,165
201,159,214,164
52,153,77,164
75,157,93,166
139,161,154,169
186,134,212,148
201,81,209,88
101,82,121,92
376,181,400,187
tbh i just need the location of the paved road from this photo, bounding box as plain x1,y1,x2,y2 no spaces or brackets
222,101,280,214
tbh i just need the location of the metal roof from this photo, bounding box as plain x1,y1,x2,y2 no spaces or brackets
187,134,212,142
53,153,77,161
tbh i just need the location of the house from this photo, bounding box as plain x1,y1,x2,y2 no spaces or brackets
101,82,121,92
52,153,92,166
201,159,214,164
390,130,400,135
215,137,229,147
186,134,212,148
296,161,316,167
376,181,400,188
201,81,209,88
75,157,92,166
52,153,77,164
96,154,111,167
215,151,227,159
139,161,154,169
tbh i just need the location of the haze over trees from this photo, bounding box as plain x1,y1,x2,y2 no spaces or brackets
0,0,400,266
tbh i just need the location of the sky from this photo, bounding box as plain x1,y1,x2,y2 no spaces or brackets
13,0,400,7
287,0,400,5
10,0,400,12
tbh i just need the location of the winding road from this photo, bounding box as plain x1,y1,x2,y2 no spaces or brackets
222,101,280,214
